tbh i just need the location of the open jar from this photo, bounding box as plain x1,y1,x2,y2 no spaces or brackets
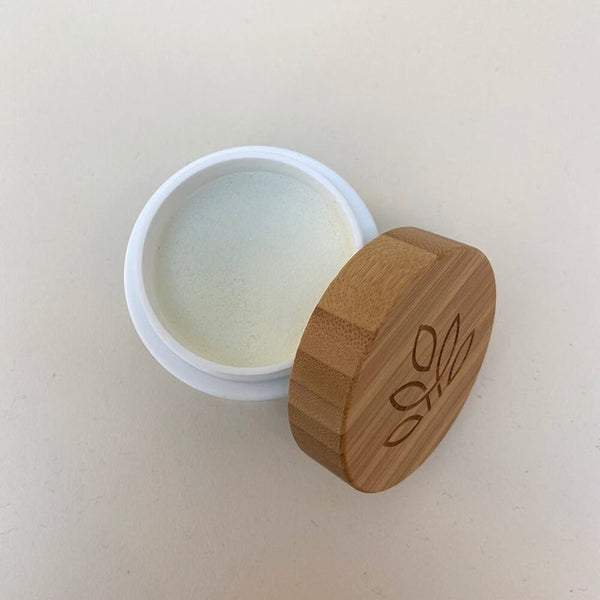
124,146,495,492
124,146,378,401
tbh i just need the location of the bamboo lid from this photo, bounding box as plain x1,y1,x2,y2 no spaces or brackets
288,227,496,493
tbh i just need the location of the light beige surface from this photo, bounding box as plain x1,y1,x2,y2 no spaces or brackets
1,1,599,598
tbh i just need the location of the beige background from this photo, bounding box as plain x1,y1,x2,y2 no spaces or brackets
1,1,599,598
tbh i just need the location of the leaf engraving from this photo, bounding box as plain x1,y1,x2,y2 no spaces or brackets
383,415,423,447
435,314,460,393
385,313,476,450
412,325,437,372
389,381,429,411
448,329,475,384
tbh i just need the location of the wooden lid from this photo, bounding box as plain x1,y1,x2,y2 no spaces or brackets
288,227,496,493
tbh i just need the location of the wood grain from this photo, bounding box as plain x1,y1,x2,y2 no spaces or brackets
288,227,496,492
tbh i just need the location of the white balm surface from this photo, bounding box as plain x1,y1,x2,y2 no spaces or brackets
153,171,355,368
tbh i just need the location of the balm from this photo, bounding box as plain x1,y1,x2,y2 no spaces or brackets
152,170,356,368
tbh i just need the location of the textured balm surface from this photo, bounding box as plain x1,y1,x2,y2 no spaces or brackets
153,171,355,367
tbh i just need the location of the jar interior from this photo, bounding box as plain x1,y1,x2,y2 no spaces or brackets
142,157,359,368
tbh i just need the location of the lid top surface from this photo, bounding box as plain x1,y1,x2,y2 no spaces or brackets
289,227,496,492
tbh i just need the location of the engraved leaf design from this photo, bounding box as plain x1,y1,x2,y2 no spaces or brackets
448,329,475,384
383,415,423,447
384,313,476,450
412,325,437,372
436,314,460,381
389,381,428,411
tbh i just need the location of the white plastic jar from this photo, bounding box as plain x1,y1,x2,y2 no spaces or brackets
124,146,378,400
